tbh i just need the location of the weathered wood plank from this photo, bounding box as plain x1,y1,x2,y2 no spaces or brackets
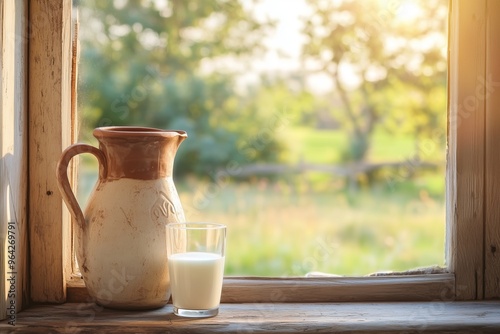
68,274,455,303
223,275,455,303
28,0,73,303
1,301,499,333
0,0,29,320
446,0,487,300
1,0,6,320
484,0,500,299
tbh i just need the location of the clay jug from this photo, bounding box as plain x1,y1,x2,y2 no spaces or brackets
56,126,187,309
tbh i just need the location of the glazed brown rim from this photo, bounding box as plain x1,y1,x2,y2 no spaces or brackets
93,126,187,138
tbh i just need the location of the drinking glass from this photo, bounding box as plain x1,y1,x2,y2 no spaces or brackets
166,222,226,317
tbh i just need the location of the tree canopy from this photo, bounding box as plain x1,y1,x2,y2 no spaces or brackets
301,0,447,163
77,0,286,175
76,0,448,180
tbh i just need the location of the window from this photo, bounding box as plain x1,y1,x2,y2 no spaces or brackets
74,0,447,278
2,0,500,311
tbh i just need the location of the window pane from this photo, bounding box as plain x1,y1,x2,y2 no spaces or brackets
75,0,447,276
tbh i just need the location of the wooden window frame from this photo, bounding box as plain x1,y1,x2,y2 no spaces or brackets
2,0,500,314
1,0,29,320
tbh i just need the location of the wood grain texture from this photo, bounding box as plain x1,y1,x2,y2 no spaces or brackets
1,301,499,333
0,0,7,320
28,0,73,303
446,0,486,300
67,275,455,303
70,7,80,276
484,0,500,299
220,275,455,303
0,0,29,317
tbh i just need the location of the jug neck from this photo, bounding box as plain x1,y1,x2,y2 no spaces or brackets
93,126,187,180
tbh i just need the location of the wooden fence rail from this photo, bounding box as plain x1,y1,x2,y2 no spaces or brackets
221,161,442,178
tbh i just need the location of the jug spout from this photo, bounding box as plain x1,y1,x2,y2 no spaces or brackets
175,130,188,147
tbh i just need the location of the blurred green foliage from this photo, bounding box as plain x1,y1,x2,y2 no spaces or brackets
302,0,448,163
76,0,447,180
77,0,285,175
75,0,449,276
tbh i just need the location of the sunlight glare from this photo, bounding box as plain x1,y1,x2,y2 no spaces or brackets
396,0,422,22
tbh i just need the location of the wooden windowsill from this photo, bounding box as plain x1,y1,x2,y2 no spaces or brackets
2,301,500,333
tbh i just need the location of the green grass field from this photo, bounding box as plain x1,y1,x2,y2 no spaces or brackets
284,126,444,164
177,176,445,276
77,127,446,277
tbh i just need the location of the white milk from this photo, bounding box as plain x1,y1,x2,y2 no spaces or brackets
168,252,225,310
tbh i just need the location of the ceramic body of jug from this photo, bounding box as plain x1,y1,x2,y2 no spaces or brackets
56,126,187,309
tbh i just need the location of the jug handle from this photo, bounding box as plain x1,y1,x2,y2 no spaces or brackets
56,144,107,231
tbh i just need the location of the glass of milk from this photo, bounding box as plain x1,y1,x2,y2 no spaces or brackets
166,222,226,317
